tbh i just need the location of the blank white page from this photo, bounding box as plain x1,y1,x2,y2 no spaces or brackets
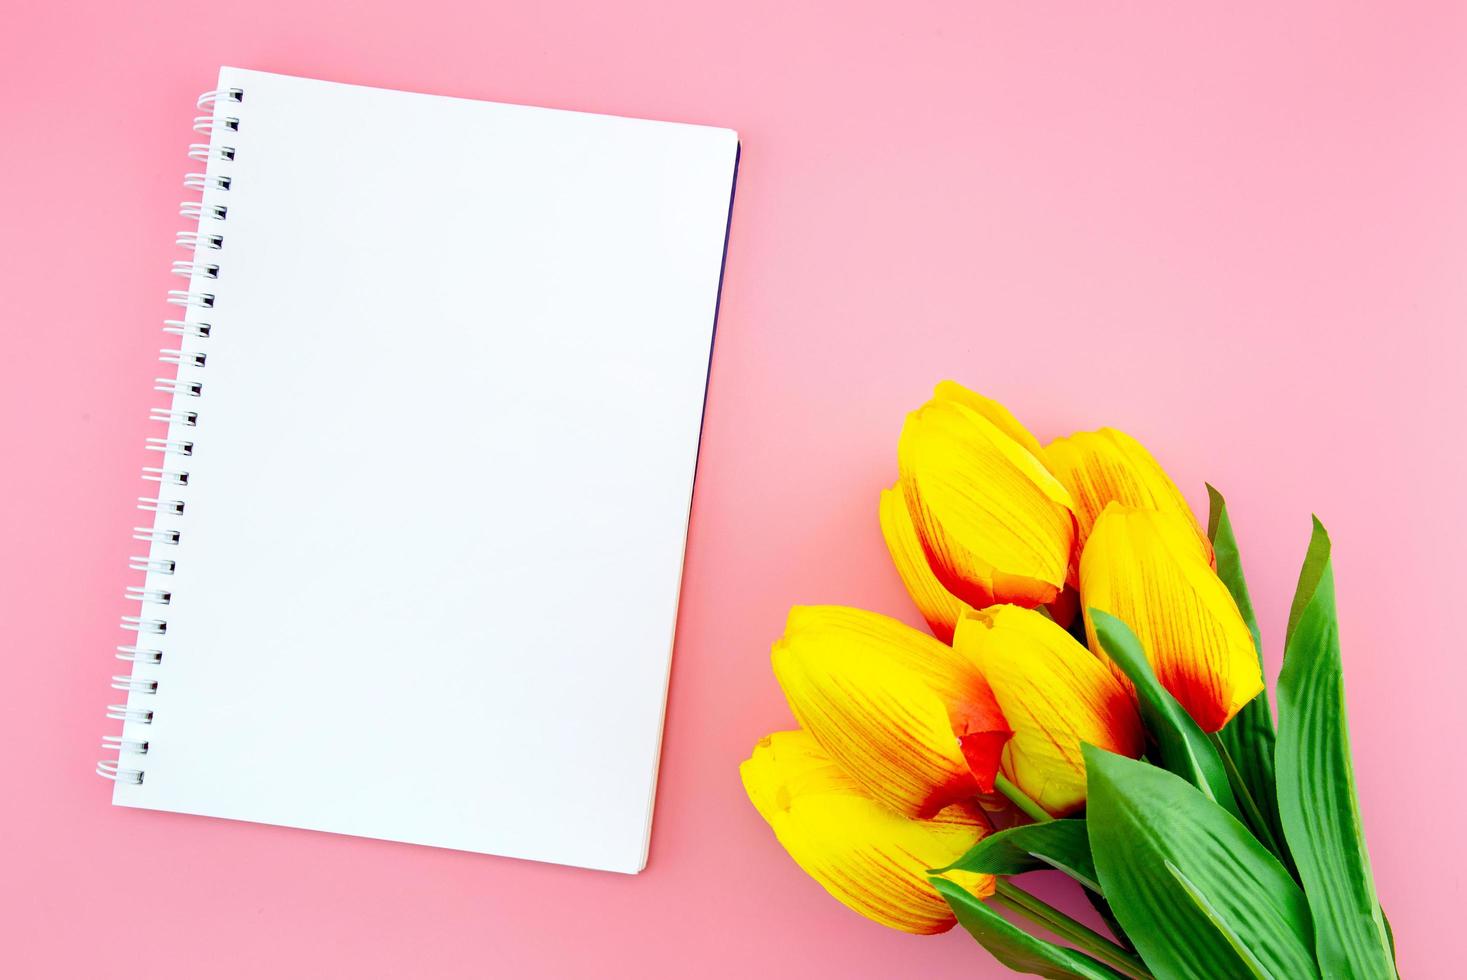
110,67,738,873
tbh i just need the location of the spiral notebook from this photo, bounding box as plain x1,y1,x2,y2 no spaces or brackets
98,67,739,874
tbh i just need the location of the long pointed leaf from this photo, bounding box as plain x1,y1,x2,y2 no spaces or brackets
1285,517,1331,645
1163,860,1270,979
1276,519,1393,977
936,819,1099,892
1205,485,1264,658
1383,910,1398,976
932,877,1129,980
934,823,1133,952
1207,485,1286,854
1083,747,1317,979
1083,889,1135,956
1089,610,1241,821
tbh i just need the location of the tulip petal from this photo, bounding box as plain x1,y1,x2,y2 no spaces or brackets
954,605,1145,816
1046,584,1081,629
931,381,1048,462
773,606,1011,816
879,483,974,642
1045,427,1212,562
741,730,995,935
899,386,1076,609
1080,505,1263,733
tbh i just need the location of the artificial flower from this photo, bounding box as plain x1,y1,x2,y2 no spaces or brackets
897,382,1077,610
741,729,995,935
927,380,1050,462
771,605,1011,818
1080,503,1262,732
879,483,973,642
1045,426,1213,562
953,604,1145,816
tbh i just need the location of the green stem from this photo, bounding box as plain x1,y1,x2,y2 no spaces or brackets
1206,732,1288,862
994,880,1153,980
995,774,1051,824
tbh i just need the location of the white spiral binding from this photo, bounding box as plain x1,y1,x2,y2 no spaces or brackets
112,675,160,694
166,288,215,309
137,497,185,516
100,83,244,787
162,322,212,340
179,200,227,222
120,615,168,634
159,351,207,371
132,527,181,545
184,173,232,193
192,114,240,136
176,231,222,251
103,735,150,754
148,406,199,425
153,378,202,398
106,704,154,724
197,87,244,110
127,557,175,575
187,143,236,163
141,465,190,486
96,760,144,785
172,259,220,279
145,436,195,455
116,646,164,664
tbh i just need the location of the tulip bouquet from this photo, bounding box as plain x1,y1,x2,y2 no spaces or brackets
742,383,1395,978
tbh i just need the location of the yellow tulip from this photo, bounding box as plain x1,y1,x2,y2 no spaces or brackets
771,605,1011,818
879,483,974,642
741,729,995,935
898,382,1077,610
1080,504,1263,732
928,380,1050,462
1045,427,1213,562
953,605,1145,816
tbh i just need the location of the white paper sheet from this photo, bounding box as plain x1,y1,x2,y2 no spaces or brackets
111,67,738,874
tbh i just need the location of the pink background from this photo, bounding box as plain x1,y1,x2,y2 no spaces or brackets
3,2,1464,976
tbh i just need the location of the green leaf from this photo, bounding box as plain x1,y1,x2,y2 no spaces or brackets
936,819,1099,892
1163,860,1271,979
1276,519,1394,977
1206,485,1286,855
1383,910,1398,976
1083,746,1318,979
932,877,1130,980
1088,609,1241,821
1083,889,1135,957
1205,485,1264,659
1285,516,1331,646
